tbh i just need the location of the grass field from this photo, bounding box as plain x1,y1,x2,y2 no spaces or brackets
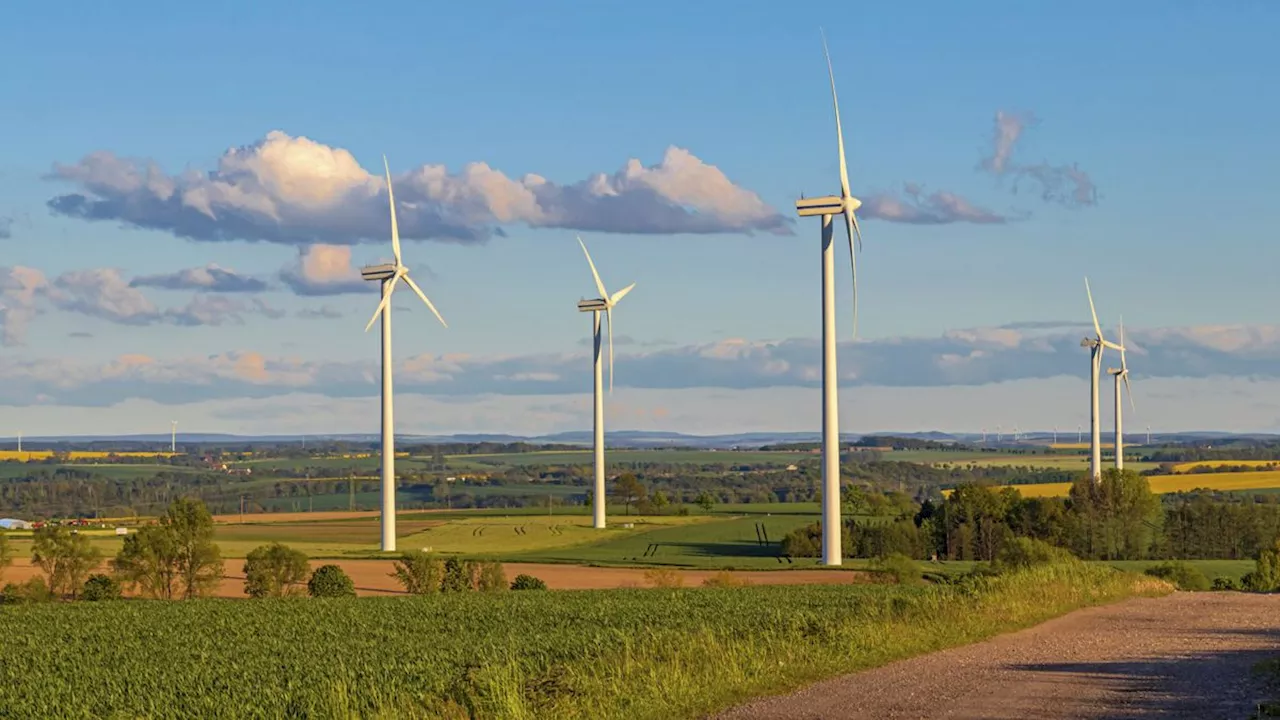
882,449,1156,472
984,470,1280,498
0,563,1169,719
0,462,205,479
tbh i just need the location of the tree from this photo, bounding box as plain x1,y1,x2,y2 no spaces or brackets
0,531,11,583
475,561,507,592
614,473,646,516
695,491,715,513
442,557,474,592
1244,537,1280,592
1067,469,1159,560
32,527,102,599
391,550,443,594
113,497,224,599
243,543,310,598
650,490,669,514
81,574,122,601
510,574,547,590
308,565,356,598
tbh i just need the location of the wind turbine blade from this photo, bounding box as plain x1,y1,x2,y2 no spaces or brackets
1085,277,1102,341
363,275,400,333
401,273,448,329
822,30,851,202
1102,340,1124,351
606,306,615,394
1123,372,1136,414
843,210,859,340
1119,316,1128,372
851,209,863,254
578,236,608,299
609,282,635,305
384,156,402,267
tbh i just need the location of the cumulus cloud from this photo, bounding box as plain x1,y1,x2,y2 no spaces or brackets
47,268,280,327
47,131,790,245
3,322,1280,408
0,266,48,345
861,183,1010,225
131,264,268,293
279,244,368,296
980,111,1098,207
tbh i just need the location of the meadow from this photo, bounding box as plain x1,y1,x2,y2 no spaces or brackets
0,563,1168,719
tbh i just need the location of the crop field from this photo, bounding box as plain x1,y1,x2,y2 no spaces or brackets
0,563,1165,719
1171,460,1280,473
974,470,1280,498
881,449,1156,472
0,462,204,480
456,449,808,468
0,450,178,461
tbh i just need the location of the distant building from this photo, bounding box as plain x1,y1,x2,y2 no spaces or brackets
0,518,32,530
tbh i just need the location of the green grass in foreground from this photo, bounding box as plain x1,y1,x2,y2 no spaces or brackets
0,563,1170,719
1106,559,1255,581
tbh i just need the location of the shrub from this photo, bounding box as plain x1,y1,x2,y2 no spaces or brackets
0,576,54,605
780,523,821,558
701,571,750,588
243,543,311,598
643,568,684,588
0,531,11,583
81,574,122,601
1211,576,1242,591
391,550,444,594
441,557,474,593
307,565,356,598
874,553,923,585
474,561,507,593
1144,561,1210,591
994,537,1076,571
1245,540,1280,593
510,574,547,591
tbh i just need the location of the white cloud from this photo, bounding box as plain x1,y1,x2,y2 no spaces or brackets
278,244,368,296
979,110,1098,207
47,131,791,244
131,264,268,293
0,266,48,346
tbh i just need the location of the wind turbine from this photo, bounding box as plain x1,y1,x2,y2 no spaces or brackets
793,32,864,567
170,421,177,454
1107,317,1135,470
361,156,448,552
1147,425,1152,445
1081,278,1122,482
576,237,635,530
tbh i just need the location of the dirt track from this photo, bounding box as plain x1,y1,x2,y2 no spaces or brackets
717,592,1280,720
3,559,870,597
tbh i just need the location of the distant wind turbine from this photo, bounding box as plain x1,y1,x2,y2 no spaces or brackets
170,421,177,454
792,31,865,567
1107,317,1135,470
1081,278,1122,482
361,156,448,552
576,237,635,530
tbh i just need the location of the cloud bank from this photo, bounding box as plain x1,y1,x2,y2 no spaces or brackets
131,265,268,293
47,131,792,244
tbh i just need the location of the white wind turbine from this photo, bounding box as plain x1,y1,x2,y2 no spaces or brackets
793,33,864,567
1081,278,1122,482
361,156,448,552
1107,318,1135,470
170,421,177,454
575,237,635,529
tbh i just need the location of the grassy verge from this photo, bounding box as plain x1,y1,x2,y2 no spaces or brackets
0,562,1170,719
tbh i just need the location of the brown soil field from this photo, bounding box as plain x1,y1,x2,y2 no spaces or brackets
2,558,871,598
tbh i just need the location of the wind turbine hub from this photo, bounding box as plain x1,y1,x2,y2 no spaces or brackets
844,196,862,213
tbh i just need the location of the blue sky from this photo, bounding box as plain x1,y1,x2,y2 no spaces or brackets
2,1,1279,436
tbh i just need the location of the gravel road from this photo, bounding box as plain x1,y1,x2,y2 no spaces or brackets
717,593,1280,720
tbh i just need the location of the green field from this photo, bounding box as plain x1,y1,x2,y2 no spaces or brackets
882,449,1158,473
0,462,205,480
0,563,1167,719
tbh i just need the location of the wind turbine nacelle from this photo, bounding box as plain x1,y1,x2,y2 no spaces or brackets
361,264,397,281
577,298,608,312
795,195,844,217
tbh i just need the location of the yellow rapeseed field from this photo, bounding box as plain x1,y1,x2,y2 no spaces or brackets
964,470,1280,498
0,451,177,462
1171,460,1280,473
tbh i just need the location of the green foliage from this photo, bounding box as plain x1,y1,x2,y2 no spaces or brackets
115,497,223,600
391,550,444,594
874,553,923,585
32,526,102,599
474,561,507,593
81,574,122,601
509,573,547,591
995,537,1077,572
613,473,646,516
1211,576,1242,591
0,576,54,605
243,543,310,598
441,557,473,593
0,531,11,582
1244,538,1280,592
0,563,1165,718
307,564,356,598
1144,561,1211,591
780,522,822,558
695,491,715,512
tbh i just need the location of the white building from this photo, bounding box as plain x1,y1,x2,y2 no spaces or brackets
0,518,32,530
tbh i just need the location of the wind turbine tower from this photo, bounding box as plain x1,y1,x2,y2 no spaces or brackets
792,32,865,567
1081,278,1122,482
361,156,448,552
170,421,177,454
1107,317,1135,471
575,237,635,530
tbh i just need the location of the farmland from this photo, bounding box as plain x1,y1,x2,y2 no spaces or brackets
0,563,1167,719
980,470,1280,498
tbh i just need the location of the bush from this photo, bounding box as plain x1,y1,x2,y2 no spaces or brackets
1144,561,1210,591
1245,540,1280,592
0,576,55,605
441,558,474,593
391,550,444,594
510,574,547,591
243,543,311,598
307,565,356,598
780,523,821,558
643,568,684,588
874,553,923,585
81,574,122,601
474,561,507,593
1211,576,1242,591
994,537,1076,571
701,571,750,588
